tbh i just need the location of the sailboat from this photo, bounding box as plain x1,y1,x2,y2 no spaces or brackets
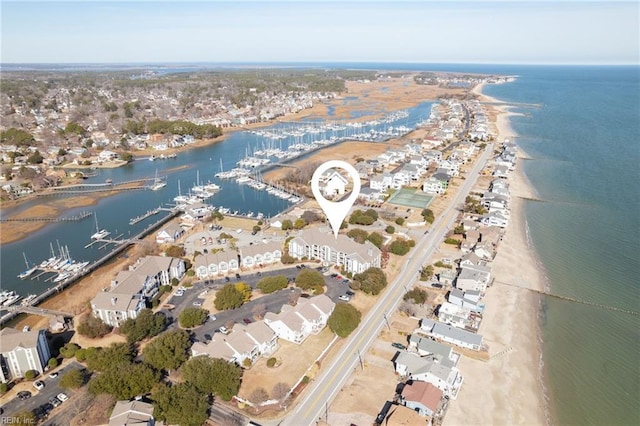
150,169,166,191
17,253,37,279
91,213,110,240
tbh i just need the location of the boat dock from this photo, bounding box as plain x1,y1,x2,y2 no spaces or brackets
129,206,162,225
0,209,181,326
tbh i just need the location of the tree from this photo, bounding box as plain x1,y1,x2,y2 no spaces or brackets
181,356,242,400
214,284,245,310
165,245,185,258
353,267,387,295
24,370,37,380
0,382,8,393
64,122,86,136
257,275,288,294
301,210,321,224
328,303,362,338
0,128,35,146
454,224,465,234
27,150,43,164
120,152,133,163
272,382,290,400
421,208,435,223
77,314,113,338
347,228,368,244
249,387,269,404
59,368,85,390
403,288,428,305
349,210,375,225
420,265,434,281
89,362,159,400
48,357,58,369
252,225,261,233
119,309,167,344
395,217,405,225
389,238,412,256
151,382,209,426
293,218,307,230
86,343,134,372
143,329,191,371
60,342,81,359
235,282,252,302
385,225,395,234
179,307,208,328
281,219,293,230
252,303,267,320
366,232,384,249
295,269,325,291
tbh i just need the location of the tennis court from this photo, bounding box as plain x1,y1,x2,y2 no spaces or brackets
387,188,434,209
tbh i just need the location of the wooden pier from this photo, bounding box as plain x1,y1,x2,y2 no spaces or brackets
494,280,639,316
129,206,162,225
0,211,93,223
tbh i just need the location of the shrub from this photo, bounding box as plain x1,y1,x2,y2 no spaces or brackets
403,288,428,304
214,284,245,310
186,269,195,277
385,225,395,234
281,253,296,264
444,238,460,246
353,267,387,295
420,265,435,281
0,382,8,393
389,238,412,256
395,217,405,225
295,269,325,291
119,309,167,344
328,303,362,338
60,369,84,390
433,261,452,269
24,370,37,380
454,224,465,234
77,314,113,339
349,209,377,226
60,343,80,359
257,275,288,294
266,357,277,368
165,245,185,258
421,208,435,223
48,358,59,369
366,231,384,249
347,228,368,244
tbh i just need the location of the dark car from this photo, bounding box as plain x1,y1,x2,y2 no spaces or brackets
235,273,241,280
330,273,338,278
243,317,252,324
17,391,32,400
431,283,443,288
225,276,230,282
391,342,406,350
49,397,61,408
346,290,355,296
300,294,311,298
256,271,262,277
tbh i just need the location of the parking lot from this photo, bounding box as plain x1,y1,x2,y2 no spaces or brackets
1,361,83,422
163,264,354,343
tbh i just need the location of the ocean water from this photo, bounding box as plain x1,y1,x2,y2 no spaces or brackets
483,66,640,426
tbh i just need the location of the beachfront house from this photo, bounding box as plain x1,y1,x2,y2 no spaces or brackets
0,328,51,383
448,289,484,313
288,228,381,274
264,294,335,344
419,319,484,352
401,381,443,417
394,351,462,399
240,241,283,269
108,400,155,426
437,302,475,330
191,321,278,365
480,211,509,228
456,264,491,293
193,251,240,278
408,335,459,367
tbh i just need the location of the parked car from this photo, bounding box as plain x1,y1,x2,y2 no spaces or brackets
209,314,217,321
346,290,355,296
243,317,252,324
431,283,443,288
219,326,230,335
235,273,241,280
391,342,406,350
338,295,351,302
192,301,202,306
49,397,62,408
341,279,350,284
33,380,45,390
17,391,32,400
56,392,68,402
225,276,231,282
49,372,59,379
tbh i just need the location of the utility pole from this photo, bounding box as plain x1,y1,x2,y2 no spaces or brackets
383,311,390,330
356,349,363,370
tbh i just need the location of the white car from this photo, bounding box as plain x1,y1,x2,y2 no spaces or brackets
192,301,202,306
49,372,59,379
56,392,68,402
338,295,351,302
33,380,45,390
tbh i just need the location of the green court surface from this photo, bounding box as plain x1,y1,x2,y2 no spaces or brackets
387,188,434,208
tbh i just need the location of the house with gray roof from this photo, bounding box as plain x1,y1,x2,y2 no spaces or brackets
264,294,335,344
109,400,155,426
456,263,491,293
0,328,51,382
394,351,463,399
408,335,458,368
240,241,282,268
194,250,239,278
419,319,484,351
288,227,381,274
449,288,484,313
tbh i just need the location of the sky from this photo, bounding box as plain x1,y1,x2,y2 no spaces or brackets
1,1,638,64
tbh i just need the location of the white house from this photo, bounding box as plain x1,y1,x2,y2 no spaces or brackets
437,302,474,330
98,150,118,162
288,228,381,274
408,334,459,367
109,400,155,426
394,351,463,399
369,173,394,191
0,328,51,383
419,319,483,352
191,321,278,365
156,224,185,244
448,289,484,313
321,170,348,197
264,294,335,344
422,177,446,195
456,264,491,293
240,241,283,268
401,381,443,417
480,212,509,228
194,251,239,278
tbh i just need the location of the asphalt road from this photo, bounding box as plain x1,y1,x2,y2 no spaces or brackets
163,265,350,343
283,143,494,426
2,361,83,421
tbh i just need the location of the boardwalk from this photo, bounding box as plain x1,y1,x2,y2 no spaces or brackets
0,211,93,223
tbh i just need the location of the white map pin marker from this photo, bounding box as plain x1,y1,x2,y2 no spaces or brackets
311,160,361,239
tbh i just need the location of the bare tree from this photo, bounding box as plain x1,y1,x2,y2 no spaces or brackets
225,319,235,330
288,292,300,306
272,382,290,400
252,303,267,320
249,387,269,404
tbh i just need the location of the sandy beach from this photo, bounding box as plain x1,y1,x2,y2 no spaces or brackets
444,87,548,425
